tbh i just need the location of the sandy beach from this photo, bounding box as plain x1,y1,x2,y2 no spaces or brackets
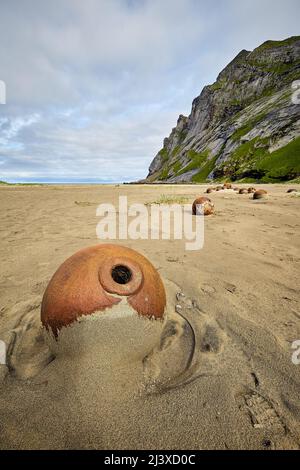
0,183,299,450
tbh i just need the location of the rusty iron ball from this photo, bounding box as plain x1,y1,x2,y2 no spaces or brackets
253,189,268,200
192,196,214,216
41,244,166,335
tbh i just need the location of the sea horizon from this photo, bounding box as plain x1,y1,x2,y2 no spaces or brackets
2,179,127,185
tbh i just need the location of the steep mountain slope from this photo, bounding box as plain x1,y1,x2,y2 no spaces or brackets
145,36,300,183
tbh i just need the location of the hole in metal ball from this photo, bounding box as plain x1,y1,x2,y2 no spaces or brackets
111,265,132,285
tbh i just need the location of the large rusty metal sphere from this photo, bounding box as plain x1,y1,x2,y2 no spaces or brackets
253,189,268,200
192,196,214,216
41,244,166,335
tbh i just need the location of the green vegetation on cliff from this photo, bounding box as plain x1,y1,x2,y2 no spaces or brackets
216,137,300,182
192,157,218,183
258,137,300,181
256,36,300,51
147,36,300,184
177,150,209,175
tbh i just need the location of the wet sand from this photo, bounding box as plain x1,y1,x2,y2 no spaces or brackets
0,183,299,449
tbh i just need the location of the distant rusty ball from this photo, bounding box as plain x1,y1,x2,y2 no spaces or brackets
238,188,248,194
248,187,256,193
192,196,214,216
287,188,298,193
253,189,268,200
41,244,166,335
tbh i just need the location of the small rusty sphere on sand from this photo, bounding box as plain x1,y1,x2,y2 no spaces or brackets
253,189,268,200
239,188,248,194
287,188,298,193
206,188,214,194
223,183,232,189
248,187,256,193
41,244,166,335
192,196,214,216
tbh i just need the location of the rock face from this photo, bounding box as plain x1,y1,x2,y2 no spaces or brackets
145,36,300,183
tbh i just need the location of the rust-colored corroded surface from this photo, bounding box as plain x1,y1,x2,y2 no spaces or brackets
41,244,166,334
192,196,214,216
253,189,268,200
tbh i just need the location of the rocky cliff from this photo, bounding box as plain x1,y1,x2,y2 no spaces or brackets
145,36,300,183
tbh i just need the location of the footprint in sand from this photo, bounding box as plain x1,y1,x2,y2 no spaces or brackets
0,298,53,381
2,286,226,399
244,391,286,433
243,390,300,448
201,284,216,295
143,291,226,393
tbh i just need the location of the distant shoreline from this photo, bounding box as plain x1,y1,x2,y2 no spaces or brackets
0,181,123,186
0,180,299,187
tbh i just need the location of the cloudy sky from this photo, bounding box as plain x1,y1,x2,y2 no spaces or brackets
0,0,299,183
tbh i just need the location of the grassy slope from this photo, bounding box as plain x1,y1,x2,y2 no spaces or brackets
218,137,300,182
157,136,300,183
258,137,300,181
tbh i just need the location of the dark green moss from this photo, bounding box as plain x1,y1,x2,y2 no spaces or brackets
209,79,226,91
178,128,188,143
159,166,170,180
172,161,182,174
172,145,181,157
215,136,300,182
192,156,218,183
158,148,169,162
257,137,300,180
177,150,209,176
231,112,267,141
214,138,269,179
255,36,300,51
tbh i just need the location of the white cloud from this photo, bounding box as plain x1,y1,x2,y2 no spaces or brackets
0,0,299,181
0,114,40,146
